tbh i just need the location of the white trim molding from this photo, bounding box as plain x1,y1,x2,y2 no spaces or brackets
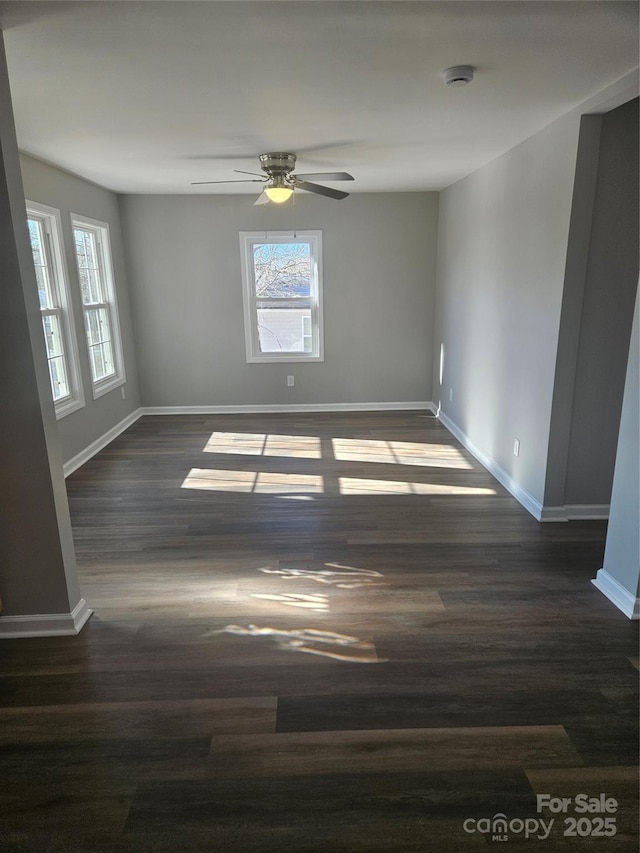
63,408,143,477
437,410,544,520
435,411,612,523
540,504,610,522
0,598,93,638
592,569,640,620
140,402,433,416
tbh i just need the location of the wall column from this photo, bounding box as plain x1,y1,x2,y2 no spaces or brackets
592,287,640,619
0,32,91,637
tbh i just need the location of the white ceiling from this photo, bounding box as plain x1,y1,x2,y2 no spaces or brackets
0,1,638,194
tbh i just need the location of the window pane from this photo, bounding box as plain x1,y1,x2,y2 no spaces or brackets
34,265,51,309
75,229,102,303
89,341,115,382
87,268,101,303
253,242,311,298
84,306,112,346
257,307,312,353
28,218,54,308
42,313,64,358
89,344,104,381
28,219,44,265
101,339,114,376
83,231,98,269
48,355,69,400
85,306,115,381
74,228,95,267
78,266,91,303
85,307,101,345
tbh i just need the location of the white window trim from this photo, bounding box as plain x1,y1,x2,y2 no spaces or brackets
239,230,324,363
26,200,85,419
71,213,126,399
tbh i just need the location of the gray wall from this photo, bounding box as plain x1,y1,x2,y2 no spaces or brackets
432,110,583,507
19,154,140,463
563,98,639,504
119,192,438,407
601,287,640,598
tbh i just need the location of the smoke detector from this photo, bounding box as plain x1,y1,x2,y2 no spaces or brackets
443,65,475,87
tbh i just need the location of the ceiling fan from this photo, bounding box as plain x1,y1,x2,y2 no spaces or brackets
191,152,354,204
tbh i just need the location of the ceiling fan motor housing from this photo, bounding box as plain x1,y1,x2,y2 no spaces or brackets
259,152,297,176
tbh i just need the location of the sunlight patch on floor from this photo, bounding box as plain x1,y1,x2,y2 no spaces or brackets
250,592,330,613
332,438,473,469
338,477,496,496
182,469,495,497
204,624,384,663
259,563,385,589
181,468,324,494
203,432,321,459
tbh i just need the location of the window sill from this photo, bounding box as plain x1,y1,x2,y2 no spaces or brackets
246,354,324,364
55,396,86,420
92,374,126,400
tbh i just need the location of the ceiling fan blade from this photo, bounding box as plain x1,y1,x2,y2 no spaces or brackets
254,191,270,206
234,169,266,178
293,172,354,182
294,180,350,200
190,179,265,185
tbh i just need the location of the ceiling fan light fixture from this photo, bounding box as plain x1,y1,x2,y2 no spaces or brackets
196,152,352,202
264,185,294,203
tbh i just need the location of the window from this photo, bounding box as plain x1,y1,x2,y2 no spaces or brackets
71,215,125,397
26,202,84,418
239,231,324,362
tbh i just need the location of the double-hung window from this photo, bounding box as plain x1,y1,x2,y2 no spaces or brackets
26,202,84,418
72,215,125,398
239,231,324,362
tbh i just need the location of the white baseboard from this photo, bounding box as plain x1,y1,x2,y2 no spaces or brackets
435,412,611,524
63,408,143,477
140,401,433,416
592,569,640,620
437,411,544,520
538,505,570,522
0,598,93,638
541,504,610,522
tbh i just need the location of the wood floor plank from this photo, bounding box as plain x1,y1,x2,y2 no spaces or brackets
0,696,277,743
0,778,136,836
207,725,582,777
275,689,615,732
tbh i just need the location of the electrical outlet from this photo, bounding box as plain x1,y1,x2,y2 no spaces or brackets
513,438,520,457
449,388,453,402
287,375,295,387
121,386,126,400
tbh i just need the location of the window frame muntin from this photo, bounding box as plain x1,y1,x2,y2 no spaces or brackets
239,230,324,363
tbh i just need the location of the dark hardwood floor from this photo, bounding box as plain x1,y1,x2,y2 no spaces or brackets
1,411,637,851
